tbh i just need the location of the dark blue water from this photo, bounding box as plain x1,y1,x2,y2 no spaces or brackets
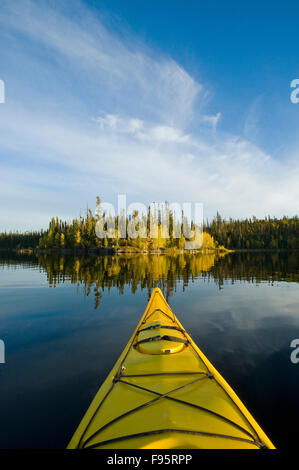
0,251,298,449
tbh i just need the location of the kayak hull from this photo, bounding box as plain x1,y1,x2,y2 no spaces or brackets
68,288,275,449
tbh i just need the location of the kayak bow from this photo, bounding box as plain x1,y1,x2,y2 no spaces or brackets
68,288,275,449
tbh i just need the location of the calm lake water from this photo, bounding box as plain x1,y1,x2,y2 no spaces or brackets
0,251,298,449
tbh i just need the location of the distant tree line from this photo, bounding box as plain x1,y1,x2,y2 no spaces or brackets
0,198,219,251
0,231,42,250
204,213,298,250
0,202,297,251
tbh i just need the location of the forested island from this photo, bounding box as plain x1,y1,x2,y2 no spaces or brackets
0,201,298,253
0,207,222,253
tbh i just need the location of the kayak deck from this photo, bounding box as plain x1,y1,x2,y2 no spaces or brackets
68,288,274,449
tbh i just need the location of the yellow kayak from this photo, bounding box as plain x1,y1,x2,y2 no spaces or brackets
68,288,275,449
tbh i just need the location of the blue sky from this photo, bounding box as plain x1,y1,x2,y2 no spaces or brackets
0,0,298,231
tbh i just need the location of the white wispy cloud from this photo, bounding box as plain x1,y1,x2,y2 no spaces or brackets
201,112,221,131
0,0,297,231
243,95,263,143
0,0,200,127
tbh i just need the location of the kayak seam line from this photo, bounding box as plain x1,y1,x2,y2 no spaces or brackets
83,428,264,450
81,375,209,449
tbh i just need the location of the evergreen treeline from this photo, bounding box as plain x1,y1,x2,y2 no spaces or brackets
204,214,298,250
0,201,298,251
0,231,42,250
37,199,218,251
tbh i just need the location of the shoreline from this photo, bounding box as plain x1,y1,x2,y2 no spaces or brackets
1,247,298,256
0,247,231,255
